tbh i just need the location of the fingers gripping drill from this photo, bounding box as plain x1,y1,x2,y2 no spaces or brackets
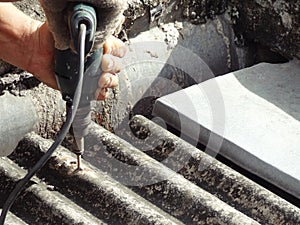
55,3,102,169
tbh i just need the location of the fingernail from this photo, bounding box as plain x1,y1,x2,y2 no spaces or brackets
105,75,112,87
118,47,126,58
101,87,108,96
106,57,114,71
94,88,101,100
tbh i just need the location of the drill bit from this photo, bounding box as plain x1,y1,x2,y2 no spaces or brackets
77,154,82,170
75,137,84,170
72,105,91,170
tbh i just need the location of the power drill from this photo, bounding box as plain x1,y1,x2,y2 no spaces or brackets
54,3,102,169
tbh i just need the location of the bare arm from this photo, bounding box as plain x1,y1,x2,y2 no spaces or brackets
0,2,56,88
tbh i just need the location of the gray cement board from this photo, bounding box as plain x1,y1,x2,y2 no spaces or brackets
153,60,300,199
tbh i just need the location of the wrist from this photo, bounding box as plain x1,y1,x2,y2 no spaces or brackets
0,3,41,70
25,21,57,89
22,19,44,71
0,3,57,89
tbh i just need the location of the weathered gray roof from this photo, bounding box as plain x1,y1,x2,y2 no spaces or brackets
1,116,300,224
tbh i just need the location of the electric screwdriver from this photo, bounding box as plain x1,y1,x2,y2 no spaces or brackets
54,3,102,169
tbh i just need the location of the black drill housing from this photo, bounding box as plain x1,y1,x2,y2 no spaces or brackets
54,3,102,106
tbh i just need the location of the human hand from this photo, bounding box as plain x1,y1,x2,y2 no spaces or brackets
31,21,126,100
0,3,126,100
96,36,126,100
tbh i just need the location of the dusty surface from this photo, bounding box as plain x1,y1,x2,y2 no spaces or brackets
1,119,300,224
123,0,227,38
7,133,184,225
229,0,300,59
123,0,299,59
127,115,300,224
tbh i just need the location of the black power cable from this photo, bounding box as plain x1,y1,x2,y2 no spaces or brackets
0,23,87,225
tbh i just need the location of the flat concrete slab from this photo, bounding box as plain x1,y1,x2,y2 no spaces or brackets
153,60,300,199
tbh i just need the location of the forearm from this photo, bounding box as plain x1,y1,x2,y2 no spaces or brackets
0,2,57,88
0,3,41,71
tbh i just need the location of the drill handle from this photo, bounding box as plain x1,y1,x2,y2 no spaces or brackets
55,3,102,105
54,47,103,105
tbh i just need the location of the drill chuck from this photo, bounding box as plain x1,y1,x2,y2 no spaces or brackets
68,104,91,155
